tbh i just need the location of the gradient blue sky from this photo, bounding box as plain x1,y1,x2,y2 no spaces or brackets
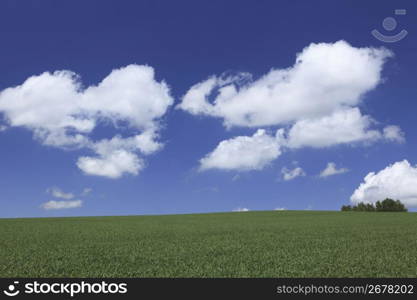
1,0,416,217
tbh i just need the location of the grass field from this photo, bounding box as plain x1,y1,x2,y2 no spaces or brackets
0,211,416,277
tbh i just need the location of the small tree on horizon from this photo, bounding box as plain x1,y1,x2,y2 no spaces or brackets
375,198,407,212
341,205,352,211
341,198,407,212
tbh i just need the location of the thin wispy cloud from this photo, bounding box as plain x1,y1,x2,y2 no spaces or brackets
81,188,93,196
281,166,306,181
41,200,82,210
319,162,349,178
47,187,74,200
233,207,250,212
274,207,286,211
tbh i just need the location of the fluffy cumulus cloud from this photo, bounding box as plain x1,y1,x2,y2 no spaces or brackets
179,41,404,170
41,200,82,210
280,108,385,149
319,162,349,178
281,166,305,181
77,150,144,179
351,160,417,207
0,65,173,178
76,132,162,178
199,129,281,171
47,187,74,199
178,40,392,128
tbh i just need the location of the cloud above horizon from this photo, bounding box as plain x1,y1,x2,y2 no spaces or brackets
199,129,281,171
280,108,389,149
47,187,74,200
319,162,349,178
180,41,404,171
0,42,406,180
178,40,392,128
81,188,92,196
350,160,417,207
41,200,82,210
42,186,91,211
233,207,250,212
281,166,306,181
274,207,286,211
0,65,173,178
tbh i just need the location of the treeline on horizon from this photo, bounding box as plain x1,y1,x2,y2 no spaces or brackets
341,198,407,212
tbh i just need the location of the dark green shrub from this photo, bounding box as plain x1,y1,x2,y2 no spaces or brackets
341,205,352,211
341,199,407,212
376,198,407,212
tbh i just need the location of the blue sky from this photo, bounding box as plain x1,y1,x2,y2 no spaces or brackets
1,0,417,218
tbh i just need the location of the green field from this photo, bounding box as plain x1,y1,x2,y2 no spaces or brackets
0,211,416,277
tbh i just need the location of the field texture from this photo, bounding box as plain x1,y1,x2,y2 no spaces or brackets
0,211,416,277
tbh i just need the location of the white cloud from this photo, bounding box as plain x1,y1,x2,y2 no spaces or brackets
0,125,7,131
0,65,173,178
383,125,405,143
274,207,286,211
198,108,399,173
280,108,383,148
319,162,349,178
89,131,163,157
304,205,313,210
199,129,281,171
350,160,417,207
233,207,249,212
180,41,403,169
81,188,92,196
281,166,305,181
77,150,144,179
76,130,162,178
47,187,74,199
41,200,82,210
178,40,392,128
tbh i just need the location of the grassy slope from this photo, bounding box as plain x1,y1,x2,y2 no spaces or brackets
0,211,416,277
